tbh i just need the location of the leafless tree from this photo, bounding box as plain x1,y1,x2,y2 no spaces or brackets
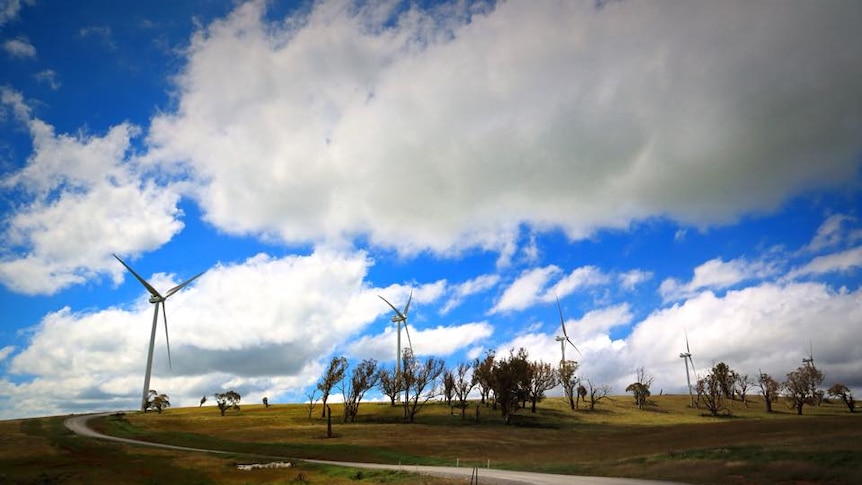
783,364,825,415
453,361,476,419
341,358,379,422
199,395,207,407
527,361,558,413
559,360,580,410
377,366,401,406
735,373,754,407
473,350,496,405
317,356,347,417
401,349,445,422
585,379,611,411
305,388,319,419
827,383,856,413
758,371,780,413
214,390,241,416
442,368,456,409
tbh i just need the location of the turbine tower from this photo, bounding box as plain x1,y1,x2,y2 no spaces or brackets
555,296,581,364
680,331,695,407
114,254,205,412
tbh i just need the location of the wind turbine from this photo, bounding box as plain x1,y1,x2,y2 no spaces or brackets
554,296,581,364
802,341,815,368
379,290,414,372
679,331,696,407
379,290,415,403
114,254,205,412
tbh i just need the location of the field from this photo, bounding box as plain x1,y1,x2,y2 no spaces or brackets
1,394,860,484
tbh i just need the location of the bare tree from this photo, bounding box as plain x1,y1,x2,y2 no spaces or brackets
199,395,207,407
377,366,401,406
146,390,170,414
489,348,532,424
442,368,456,409
401,349,445,422
827,383,856,413
317,356,347,417
758,371,780,413
625,367,653,410
527,361,558,413
735,373,754,407
341,358,380,422
473,350,496,405
453,361,476,419
214,390,241,416
783,364,825,415
559,360,580,410
585,379,611,411
305,388,319,420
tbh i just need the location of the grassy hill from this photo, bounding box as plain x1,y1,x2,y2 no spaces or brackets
2,394,860,484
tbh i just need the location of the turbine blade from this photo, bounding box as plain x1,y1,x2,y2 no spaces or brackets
565,337,582,356
164,270,206,299
685,330,691,354
113,254,163,299
161,302,172,370
404,322,414,353
809,340,814,361
378,295,405,321
402,289,413,317
556,295,568,338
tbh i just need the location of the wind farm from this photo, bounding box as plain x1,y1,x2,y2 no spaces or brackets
1,0,862,483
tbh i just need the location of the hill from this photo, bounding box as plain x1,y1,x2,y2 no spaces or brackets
1,394,860,484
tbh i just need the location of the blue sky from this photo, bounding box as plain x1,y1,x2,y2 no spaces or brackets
1,0,861,420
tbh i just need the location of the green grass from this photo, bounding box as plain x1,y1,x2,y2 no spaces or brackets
2,395,860,484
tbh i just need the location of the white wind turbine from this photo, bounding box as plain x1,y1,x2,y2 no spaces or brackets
379,290,414,372
679,331,696,407
554,296,582,364
114,254,205,412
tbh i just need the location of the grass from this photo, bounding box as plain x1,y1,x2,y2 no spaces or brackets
2,395,860,484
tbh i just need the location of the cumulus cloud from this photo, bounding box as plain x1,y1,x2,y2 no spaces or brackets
0,0,33,27
790,246,862,278
0,89,184,295
144,0,862,256
491,266,560,313
441,274,500,314
0,250,495,418
659,257,775,302
3,36,35,58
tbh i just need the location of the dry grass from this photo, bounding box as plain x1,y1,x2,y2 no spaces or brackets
2,395,860,484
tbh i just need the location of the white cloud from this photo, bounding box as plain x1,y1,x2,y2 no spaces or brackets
347,321,493,364
546,266,609,300
441,273,500,314
143,0,862,256
0,0,33,27
0,90,184,295
660,257,774,302
491,265,560,313
0,345,14,362
619,269,652,290
806,214,858,252
34,69,60,90
790,246,862,278
3,37,36,58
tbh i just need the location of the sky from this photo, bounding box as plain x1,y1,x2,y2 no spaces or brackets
1,0,861,420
